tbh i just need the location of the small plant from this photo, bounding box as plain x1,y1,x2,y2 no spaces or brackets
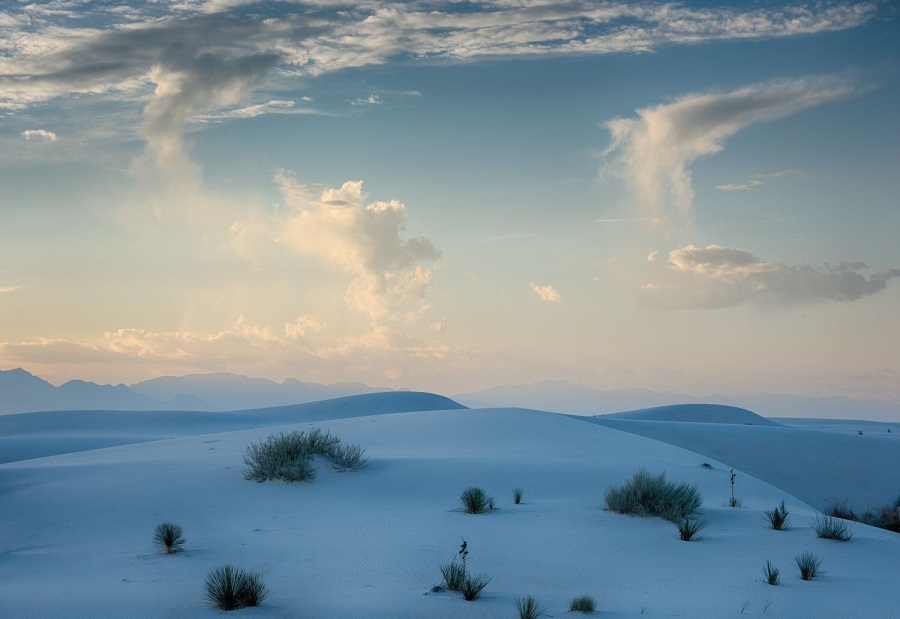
764,500,790,530
460,572,490,601
763,560,780,586
677,516,707,541
204,565,268,611
243,428,367,482
439,539,469,592
329,441,369,471
153,521,185,554
795,551,823,580
729,468,740,507
604,468,702,521
824,499,858,521
811,514,852,541
460,487,496,514
700,462,713,469
514,595,549,619
514,487,524,504
569,594,596,613
861,497,900,533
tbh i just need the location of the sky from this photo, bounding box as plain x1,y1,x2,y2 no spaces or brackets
1,0,898,402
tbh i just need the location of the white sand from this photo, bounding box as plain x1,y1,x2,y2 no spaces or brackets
2,396,898,618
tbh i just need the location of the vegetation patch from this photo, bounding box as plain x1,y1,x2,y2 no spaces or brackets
153,521,185,554
811,515,852,541
569,595,596,613
204,565,268,611
764,500,790,530
605,468,703,521
243,427,367,483
514,595,549,619
460,487,496,514
795,552,823,581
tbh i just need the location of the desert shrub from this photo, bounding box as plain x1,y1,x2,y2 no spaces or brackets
605,468,702,521
440,561,466,592
763,560,780,586
204,565,268,611
153,521,185,554
460,573,490,601
824,499,858,521
700,462,713,469
460,487,495,514
811,515,852,541
676,516,707,541
514,595,548,619
569,595,596,613
764,500,790,530
795,552,823,581
243,428,367,482
860,497,900,533
514,487,524,505
329,441,369,471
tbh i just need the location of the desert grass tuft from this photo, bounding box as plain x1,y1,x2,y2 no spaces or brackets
763,560,780,586
439,562,466,592
764,500,790,530
204,565,268,610
243,428,367,482
460,487,496,514
676,516,707,541
153,521,185,554
514,595,549,619
605,468,702,521
460,573,490,601
824,499,858,521
329,441,369,471
795,552,823,581
514,487,524,505
569,595,596,613
811,515,852,541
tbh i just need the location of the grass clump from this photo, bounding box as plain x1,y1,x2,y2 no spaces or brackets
460,573,490,601
439,539,469,592
605,468,703,521
676,516,707,541
861,497,900,533
763,561,780,586
204,565,268,610
460,487,495,514
764,499,790,530
514,487,524,505
811,515,852,541
153,521,185,554
243,427,367,482
514,595,549,619
569,595,596,613
824,499,857,521
795,552,823,581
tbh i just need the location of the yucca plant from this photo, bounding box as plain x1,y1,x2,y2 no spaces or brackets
677,516,707,541
811,515,852,541
460,572,490,601
763,560,780,586
605,468,702,521
514,487,524,505
460,487,495,514
514,595,548,619
795,552,823,581
764,500,790,530
204,565,268,610
569,595,596,613
153,521,185,554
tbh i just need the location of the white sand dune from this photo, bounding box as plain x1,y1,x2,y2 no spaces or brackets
2,396,899,618
603,403,783,426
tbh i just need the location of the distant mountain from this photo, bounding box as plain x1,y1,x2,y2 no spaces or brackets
454,380,900,421
130,373,389,411
0,368,179,414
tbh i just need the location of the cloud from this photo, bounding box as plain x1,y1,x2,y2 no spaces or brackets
350,94,383,106
717,169,804,191
21,129,58,142
530,282,561,303
641,244,900,308
0,286,20,294
647,251,658,262
431,317,448,334
593,217,665,225
273,173,441,321
284,314,325,339
601,78,854,214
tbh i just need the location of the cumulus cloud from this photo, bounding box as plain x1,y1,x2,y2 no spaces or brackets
530,282,561,303
285,314,325,339
350,94,383,106
641,244,900,308
601,78,854,213
273,173,441,321
21,129,58,142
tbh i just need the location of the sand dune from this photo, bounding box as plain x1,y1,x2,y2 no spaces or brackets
2,395,898,618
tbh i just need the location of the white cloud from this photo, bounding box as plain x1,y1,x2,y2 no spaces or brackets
21,129,58,142
284,314,325,339
717,169,804,191
431,317,448,334
273,173,441,321
601,78,854,214
529,282,561,303
647,251,658,262
350,94,383,106
0,286,20,294
641,244,900,308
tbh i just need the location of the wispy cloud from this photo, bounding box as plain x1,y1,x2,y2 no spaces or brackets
641,244,900,308
21,129,58,142
0,286,20,294
717,169,804,191
350,94,383,106
530,282,561,303
601,78,854,214
593,217,665,225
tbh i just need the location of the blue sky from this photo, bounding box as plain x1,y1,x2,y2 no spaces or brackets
1,1,898,401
